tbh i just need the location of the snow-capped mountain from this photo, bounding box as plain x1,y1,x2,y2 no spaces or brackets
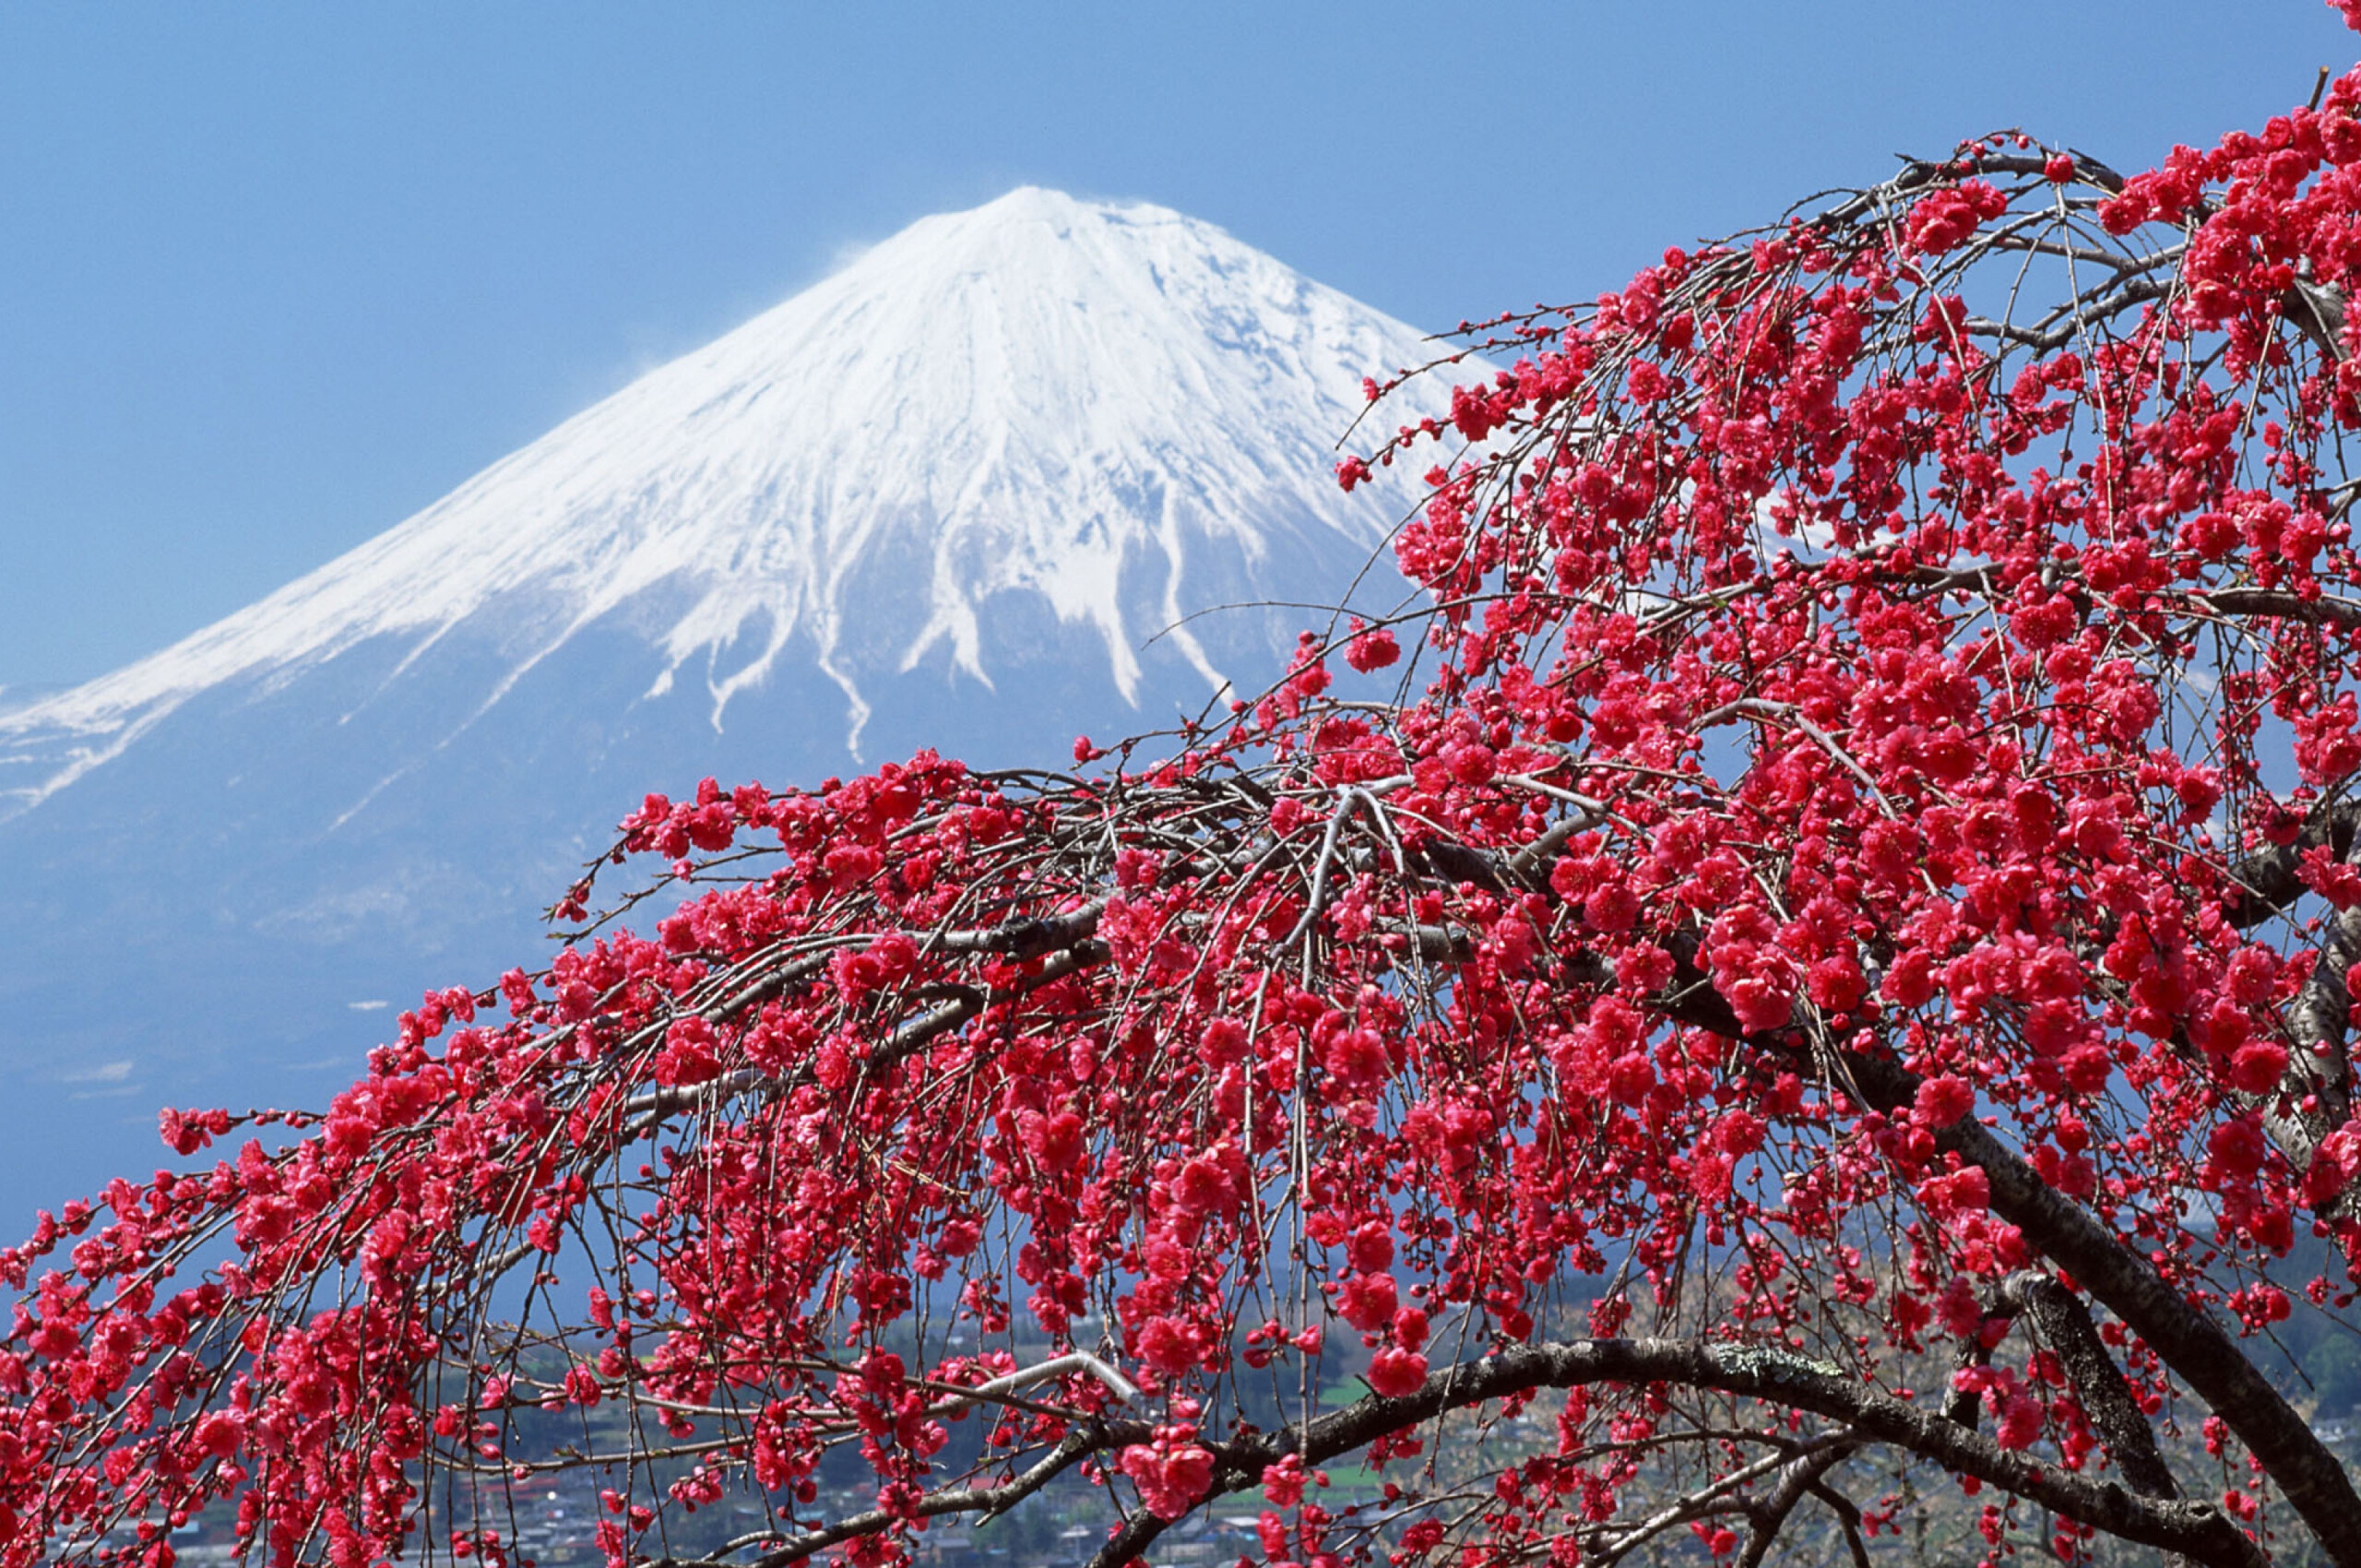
0,187,1442,1222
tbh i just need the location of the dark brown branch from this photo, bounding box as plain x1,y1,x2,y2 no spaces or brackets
1944,1315,1999,1431
2289,898,2361,1108
1589,1447,1808,1566
1736,1440,1862,1568
2269,826,2361,1211
2286,277,2349,364
1808,1481,1878,1568
1508,813,1593,886
1538,898,2361,1560
2200,587,2361,634
1801,149,2124,238
1418,837,1518,894
1995,1270,2180,1500
935,900,1109,960
624,936,1109,1124
1964,279,2175,352
1833,1048,2361,1567
1899,559,2361,646
2223,796,2361,929
1079,1337,2259,1568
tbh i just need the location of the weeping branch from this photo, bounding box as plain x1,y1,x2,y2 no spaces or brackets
1080,1337,2263,1568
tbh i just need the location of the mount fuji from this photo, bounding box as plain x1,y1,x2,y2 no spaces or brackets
0,187,1444,1220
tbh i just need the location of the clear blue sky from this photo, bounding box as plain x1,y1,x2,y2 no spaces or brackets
5,2,2355,690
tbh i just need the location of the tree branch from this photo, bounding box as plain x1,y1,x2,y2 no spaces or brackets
1736,1439,1862,1568
1074,1338,2258,1568
1527,894,2360,1561
1834,1049,2361,1567
1995,1270,2180,1500
2276,826,2361,1180
655,1417,1154,1568
1807,1481,1877,1568
2221,796,2361,929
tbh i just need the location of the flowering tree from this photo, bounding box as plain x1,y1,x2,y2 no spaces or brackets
30,40,2361,1568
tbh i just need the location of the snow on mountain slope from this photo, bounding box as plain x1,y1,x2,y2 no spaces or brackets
0,187,1450,1222
0,186,1435,817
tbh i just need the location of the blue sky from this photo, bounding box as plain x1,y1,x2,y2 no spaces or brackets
5,2,2356,690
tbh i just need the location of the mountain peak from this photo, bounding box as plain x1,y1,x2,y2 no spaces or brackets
2,190,1436,810
0,190,1452,1217
950,182,1099,217
913,184,1166,232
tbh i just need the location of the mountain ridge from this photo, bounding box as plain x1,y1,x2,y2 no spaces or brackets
1,187,1436,819
0,184,1447,1222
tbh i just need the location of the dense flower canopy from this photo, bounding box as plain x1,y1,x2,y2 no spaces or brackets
24,30,2361,1568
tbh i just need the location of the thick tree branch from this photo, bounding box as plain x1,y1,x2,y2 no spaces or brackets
2201,587,2361,634
1736,1439,1862,1568
1995,1270,2181,1500
2278,826,2361,1174
1522,901,2359,1562
1944,1315,2000,1431
2222,797,2361,930
1834,1050,2361,1567
1075,1338,2258,1568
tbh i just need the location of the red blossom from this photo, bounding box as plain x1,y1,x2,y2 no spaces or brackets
1345,625,1400,672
